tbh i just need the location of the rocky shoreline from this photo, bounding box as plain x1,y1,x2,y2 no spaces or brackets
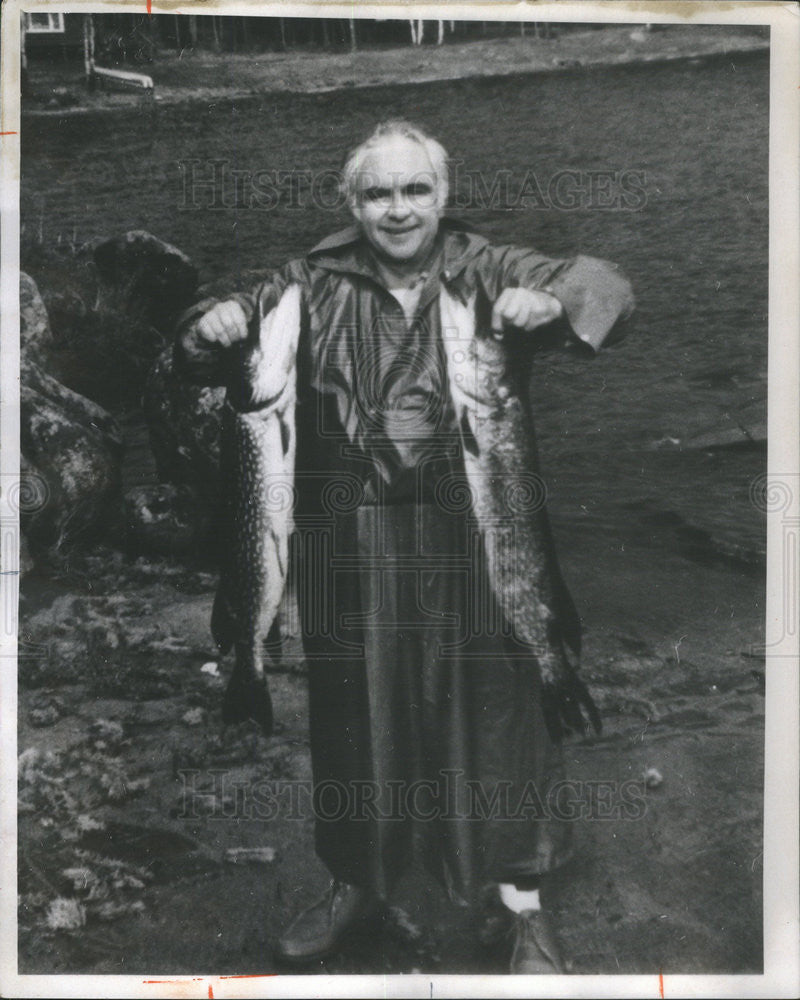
18,234,215,565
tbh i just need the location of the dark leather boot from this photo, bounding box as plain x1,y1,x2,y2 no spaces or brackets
275,881,378,964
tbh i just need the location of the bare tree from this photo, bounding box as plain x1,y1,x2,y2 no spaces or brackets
82,14,95,83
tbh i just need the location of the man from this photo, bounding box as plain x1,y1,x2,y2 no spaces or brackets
176,120,634,973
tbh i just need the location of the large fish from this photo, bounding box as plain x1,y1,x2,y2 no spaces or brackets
439,285,601,739
211,284,302,736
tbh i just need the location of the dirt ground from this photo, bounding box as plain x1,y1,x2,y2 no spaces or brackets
18,476,765,978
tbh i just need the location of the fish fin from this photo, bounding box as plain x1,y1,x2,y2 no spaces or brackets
552,570,583,658
279,411,293,457
459,410,479,458
540,660,602,742
265,617,282,667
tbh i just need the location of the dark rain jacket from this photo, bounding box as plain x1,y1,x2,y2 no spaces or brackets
175,219,635,657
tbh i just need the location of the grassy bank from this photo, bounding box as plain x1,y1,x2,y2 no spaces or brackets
22,24,769,114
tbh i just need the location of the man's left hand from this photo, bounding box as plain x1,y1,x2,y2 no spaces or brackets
491,287,563,335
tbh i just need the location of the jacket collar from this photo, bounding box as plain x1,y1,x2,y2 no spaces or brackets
306,217,489,285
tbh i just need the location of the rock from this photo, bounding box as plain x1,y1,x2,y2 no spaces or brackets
224,847,277,864
20,358,124,553
46,898,87,930
644,767,663,789
143,346,225,504
19,272,54,367
18,747,45,783
92,231,199,334
100,773,150,802
76,814,105,833
88,719,125,746
22,353,123,447
19,274,125,553
94,900,146,921
29,701,62,728
44,87,80,109
25,250,170,409
124,483,211,557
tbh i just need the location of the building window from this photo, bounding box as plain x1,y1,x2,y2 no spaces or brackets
24,13,65,34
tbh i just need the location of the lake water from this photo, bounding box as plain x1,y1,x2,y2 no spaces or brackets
21,51,769,569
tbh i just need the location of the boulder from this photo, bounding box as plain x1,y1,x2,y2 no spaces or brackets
124,483,212,558
19,272,54,367
143,346,225,504
92,230,199,334
18,272,124,555
21,358,124,554
23,250,170,409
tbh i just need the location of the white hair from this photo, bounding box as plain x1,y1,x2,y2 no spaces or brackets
342,119,449,207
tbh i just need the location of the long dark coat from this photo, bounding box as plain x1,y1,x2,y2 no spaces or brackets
175,220,634,899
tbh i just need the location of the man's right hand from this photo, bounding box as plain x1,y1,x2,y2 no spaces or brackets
194,300,249,348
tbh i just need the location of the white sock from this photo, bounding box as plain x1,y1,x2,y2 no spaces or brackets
499,883,541,913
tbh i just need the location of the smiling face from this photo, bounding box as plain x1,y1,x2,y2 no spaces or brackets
349,135,445,273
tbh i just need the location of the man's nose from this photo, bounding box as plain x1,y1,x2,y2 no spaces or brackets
387,190,411,218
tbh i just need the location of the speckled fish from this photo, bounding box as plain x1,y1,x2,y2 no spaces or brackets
211,284,302,736
440,285,601,739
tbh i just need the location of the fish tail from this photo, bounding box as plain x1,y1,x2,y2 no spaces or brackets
223,643,274,737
